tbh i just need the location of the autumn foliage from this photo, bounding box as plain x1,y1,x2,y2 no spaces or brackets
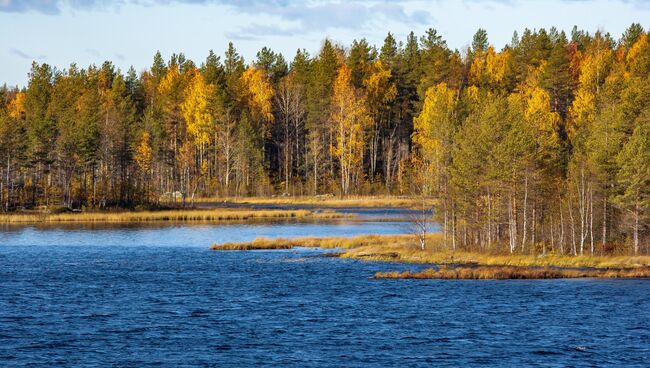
0,25,649,254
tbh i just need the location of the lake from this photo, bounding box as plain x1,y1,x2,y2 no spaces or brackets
1,213,649,367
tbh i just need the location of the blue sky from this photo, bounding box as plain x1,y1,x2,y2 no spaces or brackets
1,0,648,87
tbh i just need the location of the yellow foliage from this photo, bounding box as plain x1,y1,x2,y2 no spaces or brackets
331,64,372,193
158,67,181,98
181,71,214,146
158,67,183,120
627,34,648,63
525,88,553,122
240,67,275,124
469,50,485,86
568,88,596,139
626,34,649,76
469,47,511,90
485,47,511,88
135,131,153,174
466,85,480,104
8,92,26,120
363,60,397,106
578,49,613,92
413,83,456,165
412,83,457,195
524,87,561,155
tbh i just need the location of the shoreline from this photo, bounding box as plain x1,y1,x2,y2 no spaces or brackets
211,234,650,278
0,196,416,223
373,266,650,280
0,208,351,224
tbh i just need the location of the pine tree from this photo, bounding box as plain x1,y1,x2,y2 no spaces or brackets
614,116,650,254
412,83,457,246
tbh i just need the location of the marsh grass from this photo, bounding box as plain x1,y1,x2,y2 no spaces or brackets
374,266,650,279
0,208,347,224
212,233,650,269
211,234,410,250
342,243,650,269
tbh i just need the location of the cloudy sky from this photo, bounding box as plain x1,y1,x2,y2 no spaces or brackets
1,0,648,87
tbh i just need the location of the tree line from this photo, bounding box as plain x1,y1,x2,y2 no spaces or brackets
0,24,648,254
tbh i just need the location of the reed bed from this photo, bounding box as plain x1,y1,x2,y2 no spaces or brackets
0,208,347,224
342,243,650,269
211,234,411,251
337,233,650,269
211,233,650,269
374,266,650,280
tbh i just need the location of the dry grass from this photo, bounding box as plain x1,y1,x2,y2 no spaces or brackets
197,195,430,208
343,244,650,269
211,233,650,269
337,233,650,269
0,208,348,224
374,266,650,279
211,234,410,251
211,233,650,278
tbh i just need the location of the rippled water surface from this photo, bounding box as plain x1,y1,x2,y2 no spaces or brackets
1,218,649,367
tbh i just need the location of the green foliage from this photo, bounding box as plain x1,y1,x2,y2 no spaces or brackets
1,24,649,252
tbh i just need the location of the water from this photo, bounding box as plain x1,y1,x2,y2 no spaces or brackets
1,216,649,367
0,220,408,248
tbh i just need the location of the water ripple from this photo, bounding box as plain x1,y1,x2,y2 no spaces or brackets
0,224,649,367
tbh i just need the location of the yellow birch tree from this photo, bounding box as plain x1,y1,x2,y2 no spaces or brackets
331,64,371,195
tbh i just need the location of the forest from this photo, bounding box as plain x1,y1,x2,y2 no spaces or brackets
0,24,648,254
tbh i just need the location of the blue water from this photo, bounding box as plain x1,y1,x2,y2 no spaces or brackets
0,220,408,247
1,220,649,367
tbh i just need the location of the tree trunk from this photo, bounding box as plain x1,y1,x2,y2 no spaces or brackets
589,185,594,256
634,195,639,255
602,196,607,255
569,196,577,256
532,205,536,254
558,198,564,255
487,189,492,246
521,174,528,253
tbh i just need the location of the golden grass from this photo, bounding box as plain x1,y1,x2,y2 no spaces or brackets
211,233,650,269
374,266,650,279
211,234,409,250
0,208,348,224
196,195,430,208
343,244,650,269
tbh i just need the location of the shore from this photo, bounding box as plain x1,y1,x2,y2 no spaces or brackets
0,195,417,223
373,266,650,279
0,208,349,224
211,233,650,278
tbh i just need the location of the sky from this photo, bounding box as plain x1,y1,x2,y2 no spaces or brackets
1,0,649,87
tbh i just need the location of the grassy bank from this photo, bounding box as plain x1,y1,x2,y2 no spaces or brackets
211,233,650,270
341,243,650,269
0,208,348,224
198,195,429,208
211,234,408,250
374,266,650,279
